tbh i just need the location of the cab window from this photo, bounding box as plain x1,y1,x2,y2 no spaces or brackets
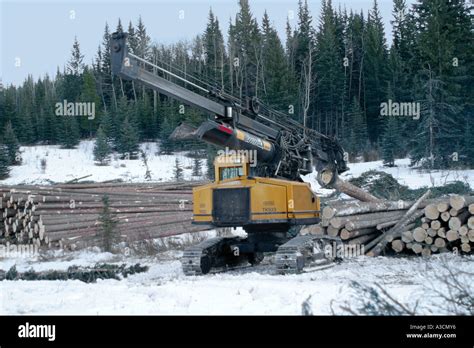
219,166,243,180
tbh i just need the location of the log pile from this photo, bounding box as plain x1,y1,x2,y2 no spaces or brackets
0,181,211,250
314,194,474,257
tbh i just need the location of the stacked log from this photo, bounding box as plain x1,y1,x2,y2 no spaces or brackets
0,181,211,250
318,194,474,256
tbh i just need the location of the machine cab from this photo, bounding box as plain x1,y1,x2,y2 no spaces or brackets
214,153,250,183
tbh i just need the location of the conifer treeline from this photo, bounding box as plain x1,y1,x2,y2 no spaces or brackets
0,0,472,173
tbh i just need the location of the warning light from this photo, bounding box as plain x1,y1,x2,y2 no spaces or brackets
218,125,233,134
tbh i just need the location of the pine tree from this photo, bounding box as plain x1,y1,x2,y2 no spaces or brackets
174,158,184,181
2,121,20,165
0,143,10,179
93,126,111,165
117,116,139,158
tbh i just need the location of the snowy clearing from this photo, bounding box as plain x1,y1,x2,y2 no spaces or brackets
0,141,206,185
1,141,473,191
0,141,473,315
1,248,472,315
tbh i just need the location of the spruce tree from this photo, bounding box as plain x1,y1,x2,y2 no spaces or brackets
93,126,111,165
411,70,459,168
381,117,399,167
203,9,226,86
314,0,346,135
117,116,140,159
463,121,474,167
363,0,389,143
261,11,291,111
16,78,35,144
2,87,17,131
3,122,20,165
294,0,313,79
67,36,85,75
205,144,217,181
228,0,261,98
137,93,155,140
80,67,101,138
0,143,10,179
127,21,138,54
192,157,202,177
98,195,118,252
100,110,116,144
345,10,366,105
59,116,80,149
174,158,184,181
410,0,473,168
116,18,123,33
159,114,176,154
348,98,369,157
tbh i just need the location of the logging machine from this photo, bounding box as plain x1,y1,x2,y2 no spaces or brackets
111,32,348,274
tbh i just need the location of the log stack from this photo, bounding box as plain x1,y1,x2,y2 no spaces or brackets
0,181,211,250
317,194,474,256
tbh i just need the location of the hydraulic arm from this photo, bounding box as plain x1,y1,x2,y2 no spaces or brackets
110,32,348,185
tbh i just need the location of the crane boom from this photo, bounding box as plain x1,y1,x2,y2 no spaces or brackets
110,31,348,184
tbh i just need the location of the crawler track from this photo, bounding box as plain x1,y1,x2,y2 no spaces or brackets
275,235,342,274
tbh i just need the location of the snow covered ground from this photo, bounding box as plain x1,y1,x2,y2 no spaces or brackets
1,141,473,190
1,248,472,315
0,141,206,185
0,141,473,315
303,158,474,197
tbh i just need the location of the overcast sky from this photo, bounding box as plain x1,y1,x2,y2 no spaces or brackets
1,0,416,86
